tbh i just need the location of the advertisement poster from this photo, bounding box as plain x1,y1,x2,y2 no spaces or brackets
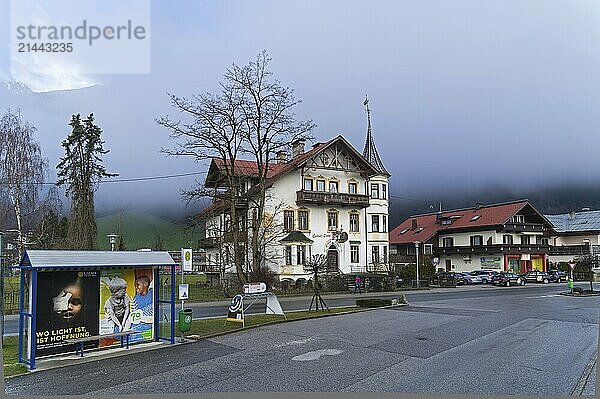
35,271,100,356
99,268,154,347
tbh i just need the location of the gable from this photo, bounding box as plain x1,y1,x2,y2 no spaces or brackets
302,136,379,176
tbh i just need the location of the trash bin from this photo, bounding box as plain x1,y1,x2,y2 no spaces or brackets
179,308,193,332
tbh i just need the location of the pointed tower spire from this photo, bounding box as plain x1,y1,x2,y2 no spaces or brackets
362,95,390,176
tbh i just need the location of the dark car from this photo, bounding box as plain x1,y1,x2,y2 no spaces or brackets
520,271,550,284
547,270,567,283
470,270,500,284
429,272,464,286
491,272,525,287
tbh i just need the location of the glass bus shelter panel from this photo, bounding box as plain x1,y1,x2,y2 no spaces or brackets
18,269,32,365
156,265,174,343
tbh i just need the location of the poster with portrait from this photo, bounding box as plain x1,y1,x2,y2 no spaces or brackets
99,268,154,347
35,271,100,356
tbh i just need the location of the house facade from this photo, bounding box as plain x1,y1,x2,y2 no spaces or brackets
199,108,390,283
545,208,600,265
389,200,556,274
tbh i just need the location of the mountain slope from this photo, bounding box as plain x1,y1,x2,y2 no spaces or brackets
95,210,202,250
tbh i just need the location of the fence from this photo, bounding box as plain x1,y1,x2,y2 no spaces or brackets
3,291,19,313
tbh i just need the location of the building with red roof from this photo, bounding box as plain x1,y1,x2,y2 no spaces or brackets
198,100,391,282
389,200,556,275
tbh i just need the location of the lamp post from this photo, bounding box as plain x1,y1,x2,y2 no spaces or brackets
415,241,421,288
107,233,119,251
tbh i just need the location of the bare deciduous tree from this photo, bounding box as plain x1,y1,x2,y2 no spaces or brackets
158,76,248,282
227,51,316,276
304,254,330,312
0,109,49,257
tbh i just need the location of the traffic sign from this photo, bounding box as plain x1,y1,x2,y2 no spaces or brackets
569,263,576,270
432,257,440,266
243,282,267,294
178,284,189,300
181,248,192,271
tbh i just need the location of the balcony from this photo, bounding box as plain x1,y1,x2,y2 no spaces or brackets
296,190,370,208
502,223,547,233
438,244,551,255
547,245,591,256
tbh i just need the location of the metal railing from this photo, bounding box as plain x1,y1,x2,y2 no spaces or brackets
296,190,370,207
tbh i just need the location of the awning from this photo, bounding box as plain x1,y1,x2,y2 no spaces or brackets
279,231,314,244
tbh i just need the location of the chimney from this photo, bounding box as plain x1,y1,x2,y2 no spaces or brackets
476,202,483,209
292,139,306,158
276,150,288,164
436,212,443,224
411,219,418,230
568,211,576,220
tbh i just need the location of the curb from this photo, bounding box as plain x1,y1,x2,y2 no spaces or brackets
572,350,597,395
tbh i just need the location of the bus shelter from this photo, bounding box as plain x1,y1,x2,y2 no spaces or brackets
14,250,177,370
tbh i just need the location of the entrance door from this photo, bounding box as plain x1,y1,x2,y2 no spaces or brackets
508,258,520,274
445,259,451,272
327,247,338,272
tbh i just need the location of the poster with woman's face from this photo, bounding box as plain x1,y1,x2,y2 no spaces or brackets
35,271,100,357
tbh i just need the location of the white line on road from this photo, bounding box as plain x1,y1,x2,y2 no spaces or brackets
525,294,562,299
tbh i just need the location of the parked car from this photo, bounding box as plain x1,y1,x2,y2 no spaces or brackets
429,272,463,286
547,270,567,283
470,270,499,284
459,273,483,285
520,271,550,284
491,272,525,287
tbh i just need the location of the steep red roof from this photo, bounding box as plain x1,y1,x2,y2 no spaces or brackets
389,200,529,244
208,136,345,184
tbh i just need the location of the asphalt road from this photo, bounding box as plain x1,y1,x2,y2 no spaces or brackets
4,282,599,395
1,282,594,335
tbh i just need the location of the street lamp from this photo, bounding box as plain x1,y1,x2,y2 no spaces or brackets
107,233,119,251
415,241,421,288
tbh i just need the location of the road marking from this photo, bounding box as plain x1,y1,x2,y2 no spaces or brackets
525,294,562,299
292,349,344,361
275,337,316,348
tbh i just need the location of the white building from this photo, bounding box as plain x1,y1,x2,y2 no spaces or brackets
199,104,390,283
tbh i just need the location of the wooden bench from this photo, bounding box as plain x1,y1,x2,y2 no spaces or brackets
65,330,135,357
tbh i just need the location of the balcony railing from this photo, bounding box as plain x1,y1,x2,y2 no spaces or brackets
296,190,370,208
502,223,547,233
438,244,551,255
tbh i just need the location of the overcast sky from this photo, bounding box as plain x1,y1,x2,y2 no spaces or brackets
1,0,599,216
